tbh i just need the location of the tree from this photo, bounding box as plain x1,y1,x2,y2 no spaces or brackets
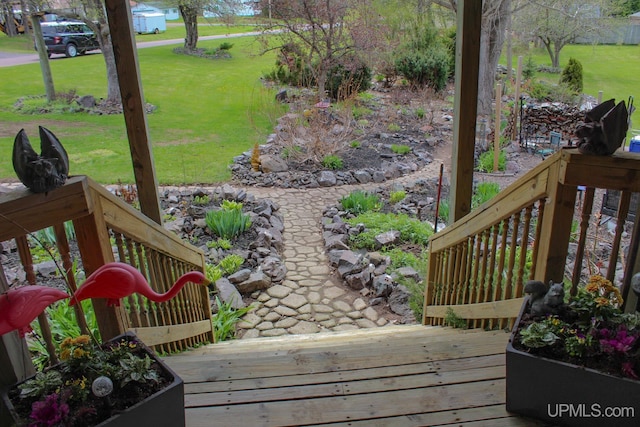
256,0,367,99
37,0,120,103
434,0,515,115
178,0,207,51
515,0,612,69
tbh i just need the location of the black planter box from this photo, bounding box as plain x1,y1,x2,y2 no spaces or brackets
2,332,185,427
506,298,640,427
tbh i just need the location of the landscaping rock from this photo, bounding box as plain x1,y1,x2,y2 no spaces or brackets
260,155,289,173
237,271,272,294
215,278,245,309
317,171,337,187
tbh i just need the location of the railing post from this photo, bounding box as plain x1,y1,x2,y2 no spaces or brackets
533,160,577,284
73,189,127,342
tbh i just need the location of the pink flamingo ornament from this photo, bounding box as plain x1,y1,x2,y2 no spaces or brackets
0,286,69,337
71,262,209,307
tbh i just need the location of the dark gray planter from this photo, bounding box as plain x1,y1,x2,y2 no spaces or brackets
506,298,640,427
2,332,185,427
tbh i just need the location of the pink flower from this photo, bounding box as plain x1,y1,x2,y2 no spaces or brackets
29,393,69,427
622,362,639,379
599,327,637,354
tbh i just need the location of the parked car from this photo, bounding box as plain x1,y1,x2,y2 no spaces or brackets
38,21,101,58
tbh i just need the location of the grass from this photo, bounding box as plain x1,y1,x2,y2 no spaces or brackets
0,34,284,184
503,44,640,137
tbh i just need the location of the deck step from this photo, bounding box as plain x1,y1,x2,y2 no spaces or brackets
162,326,535,427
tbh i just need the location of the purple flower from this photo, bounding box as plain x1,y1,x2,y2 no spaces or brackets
622,362,639,379
29,393,69,427
599,327,637,354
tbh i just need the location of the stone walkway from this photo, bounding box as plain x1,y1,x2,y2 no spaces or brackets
234,161,442,338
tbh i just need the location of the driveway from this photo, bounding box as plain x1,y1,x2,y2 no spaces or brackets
0,32,261,67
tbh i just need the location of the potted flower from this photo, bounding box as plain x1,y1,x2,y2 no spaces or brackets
2,332,184,427
506,275,640,427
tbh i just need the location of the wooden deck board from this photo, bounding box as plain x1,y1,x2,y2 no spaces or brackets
163,325,542,427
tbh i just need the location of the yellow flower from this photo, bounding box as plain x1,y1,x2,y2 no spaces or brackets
73,348,86,359
60,337,72,348
60,349,71,360
595,297,610,307
74,335,91,345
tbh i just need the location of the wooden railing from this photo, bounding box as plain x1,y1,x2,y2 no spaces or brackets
0,176,213,356
423,148,640,329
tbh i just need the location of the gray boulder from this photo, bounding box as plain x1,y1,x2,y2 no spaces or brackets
215,278,245,309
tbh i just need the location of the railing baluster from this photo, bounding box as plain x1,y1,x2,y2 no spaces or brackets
607,191,631,283
15,235,58,366
53,223,89,335
571,187,595,295
516,204,534,298
493,218,510,329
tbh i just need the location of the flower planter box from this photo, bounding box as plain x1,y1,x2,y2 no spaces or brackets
506,298,640,427
2,332,185,427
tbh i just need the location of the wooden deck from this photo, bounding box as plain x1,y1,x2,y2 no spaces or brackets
163,325,543,426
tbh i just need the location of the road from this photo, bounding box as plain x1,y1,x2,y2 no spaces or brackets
0,32,261,67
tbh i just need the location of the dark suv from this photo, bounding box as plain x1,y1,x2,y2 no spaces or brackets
39,21,101,58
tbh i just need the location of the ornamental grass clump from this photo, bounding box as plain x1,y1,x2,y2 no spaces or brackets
205,201,252,240
339,190,381,215
516,275,640,379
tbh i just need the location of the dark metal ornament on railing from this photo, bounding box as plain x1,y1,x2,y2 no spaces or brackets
12,126,69,193
575,99,629,156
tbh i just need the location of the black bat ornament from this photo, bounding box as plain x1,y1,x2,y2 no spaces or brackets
12,126,69,193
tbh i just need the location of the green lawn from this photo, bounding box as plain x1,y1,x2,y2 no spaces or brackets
0,35,284,185
505,44,640,135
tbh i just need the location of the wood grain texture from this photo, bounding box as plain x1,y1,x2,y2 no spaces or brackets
164,326,540,426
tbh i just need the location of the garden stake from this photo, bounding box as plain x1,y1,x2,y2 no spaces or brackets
434,163,444,232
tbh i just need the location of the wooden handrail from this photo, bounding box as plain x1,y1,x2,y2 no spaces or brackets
423,148,640,328
0,176,212,359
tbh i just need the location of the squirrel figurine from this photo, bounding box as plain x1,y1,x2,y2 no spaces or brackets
524,280,565,316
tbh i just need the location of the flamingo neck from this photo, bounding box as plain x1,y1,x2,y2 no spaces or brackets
139,272,202,303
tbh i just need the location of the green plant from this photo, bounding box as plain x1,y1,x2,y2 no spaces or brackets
116,352,160,387
472,182,501,209
387,123,401,132
207,238,232,250
402,276,425,321
29,298,99,370
17,371,63,399
347,212,433,249
281,146,302,159
221,199,243,211
339,190,382,215
206,263,223,283
391,144,411,155
444,308,467,329
415,107,425,119
350,140,361,148
438,199,450,224
14,334,170,426
522,56,536,80
325,58,372,100
322,154,343,170
560,57,583,93
394,48,450,91
219,254,244,275
516,275,640,379
205,207,252,239
213,296,252,341
476,149,506,172
162,213,176,222
218,42,234,51
193,194,211,205
389,190,406,204
352,106,372,120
